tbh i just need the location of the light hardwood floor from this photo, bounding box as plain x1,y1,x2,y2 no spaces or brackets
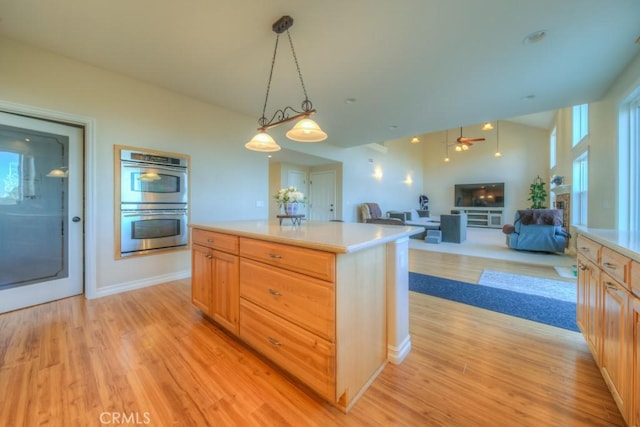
0,250,625,426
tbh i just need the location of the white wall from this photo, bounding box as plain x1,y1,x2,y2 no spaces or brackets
421,122,549,223
0,36,267,294
0,36,424,295
552,52,640,229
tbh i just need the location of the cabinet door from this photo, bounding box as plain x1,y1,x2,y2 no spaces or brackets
192,244,213,315
576,255,589,335
586,259,602,363
601,273,630,420
211,250,240,335
632,297,640,427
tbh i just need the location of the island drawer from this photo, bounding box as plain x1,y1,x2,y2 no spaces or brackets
601,247,630,289
239,299,335,400
192,229,239,254
577,236,601,265
239,238,335,282
240,258,335,341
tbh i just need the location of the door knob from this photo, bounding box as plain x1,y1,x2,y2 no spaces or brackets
72,216,81,222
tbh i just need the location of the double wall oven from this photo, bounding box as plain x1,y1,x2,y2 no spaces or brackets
120,149,189,257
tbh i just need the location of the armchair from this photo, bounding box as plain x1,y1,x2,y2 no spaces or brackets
502,209,570,253
359,203,405,225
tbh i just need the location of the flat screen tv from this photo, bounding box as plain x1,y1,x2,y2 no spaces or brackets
454,182,504,208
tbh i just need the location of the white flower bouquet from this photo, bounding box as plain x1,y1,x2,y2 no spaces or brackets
274,186,305,206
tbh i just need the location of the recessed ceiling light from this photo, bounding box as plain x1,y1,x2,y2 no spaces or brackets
520,94,536,102
523,30,547,45
388,125,398,130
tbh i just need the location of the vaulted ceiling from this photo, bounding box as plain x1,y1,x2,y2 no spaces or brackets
0,0,638,148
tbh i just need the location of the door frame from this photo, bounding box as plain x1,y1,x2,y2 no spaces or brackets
0,100,98,299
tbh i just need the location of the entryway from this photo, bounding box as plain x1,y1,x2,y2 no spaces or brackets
0,112,84,313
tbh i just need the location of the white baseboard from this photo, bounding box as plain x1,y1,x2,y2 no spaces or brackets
387,335,412,364
90,270,191,299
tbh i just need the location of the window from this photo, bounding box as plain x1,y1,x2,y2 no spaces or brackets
572,104,589,146
572,151,588,226
549,126,557,169
0,151,21,204
619,90,640,232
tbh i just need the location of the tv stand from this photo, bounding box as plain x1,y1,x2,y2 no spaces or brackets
452,208,503,228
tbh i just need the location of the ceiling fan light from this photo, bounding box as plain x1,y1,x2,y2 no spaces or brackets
462,144,469,151
455,145,462,152
286,118,328,142
245,132,281,152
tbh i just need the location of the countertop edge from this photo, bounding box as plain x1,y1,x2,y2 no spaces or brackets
575,226,640,263
190,222,421,254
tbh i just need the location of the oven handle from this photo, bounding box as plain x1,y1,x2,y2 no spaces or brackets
122,211,187,217
121,161,187,173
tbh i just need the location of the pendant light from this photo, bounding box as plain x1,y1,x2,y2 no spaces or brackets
245,16,327,152
494,120,502,157
444,130,450,162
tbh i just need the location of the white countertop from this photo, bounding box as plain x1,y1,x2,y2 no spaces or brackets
189,220,423,253
575,226,640,262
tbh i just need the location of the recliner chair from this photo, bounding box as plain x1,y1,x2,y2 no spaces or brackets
359,203,405,225
502,209,570,253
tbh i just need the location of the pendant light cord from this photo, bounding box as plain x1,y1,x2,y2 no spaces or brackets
260,34,281,127
286,29,311,110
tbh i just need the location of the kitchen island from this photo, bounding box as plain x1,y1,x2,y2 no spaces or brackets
189,220,421,412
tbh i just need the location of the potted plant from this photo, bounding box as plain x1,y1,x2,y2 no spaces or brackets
274,186,305,215
528,176,547,209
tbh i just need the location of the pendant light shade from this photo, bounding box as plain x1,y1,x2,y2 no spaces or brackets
245,132,281,152
285,118,328,142
246,16,327,151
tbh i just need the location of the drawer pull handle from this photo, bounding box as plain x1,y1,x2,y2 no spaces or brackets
206,254,213,259
268,289,282,296
268,253,283,259
580,247,590,252
603,262,616,270
579,264,588,271
268,337,283,346
606,282,618,291
207,239,214,243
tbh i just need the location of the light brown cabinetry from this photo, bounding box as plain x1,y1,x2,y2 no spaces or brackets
191,227,389,412
631,295,640,427
191,229,240,335
577,234,635,425
601,272,630,415
577,253,602,362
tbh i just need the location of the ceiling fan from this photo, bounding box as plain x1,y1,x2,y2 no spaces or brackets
456,127,485,146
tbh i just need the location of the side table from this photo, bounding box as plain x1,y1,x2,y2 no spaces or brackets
277,214,305,226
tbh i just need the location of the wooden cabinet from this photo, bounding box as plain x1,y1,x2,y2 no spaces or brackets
192,243,213,314
238,238,337,402
601,272,630,417
191,230,240,335
632,296,640,427
191,227,390,412
577,234,635,425
577,254,602,363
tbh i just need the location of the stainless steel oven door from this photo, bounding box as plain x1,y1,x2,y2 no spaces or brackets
121,161,188,204
120,206,188,256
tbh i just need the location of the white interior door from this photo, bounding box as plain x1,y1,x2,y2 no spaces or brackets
309,170,336,221
287,169,308,217
0,112,84,313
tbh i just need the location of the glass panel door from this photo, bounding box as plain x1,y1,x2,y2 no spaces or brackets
0,112,83,313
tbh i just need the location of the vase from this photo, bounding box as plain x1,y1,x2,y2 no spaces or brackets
284,202,299,215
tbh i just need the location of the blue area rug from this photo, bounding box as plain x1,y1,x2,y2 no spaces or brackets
409,272,579,332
